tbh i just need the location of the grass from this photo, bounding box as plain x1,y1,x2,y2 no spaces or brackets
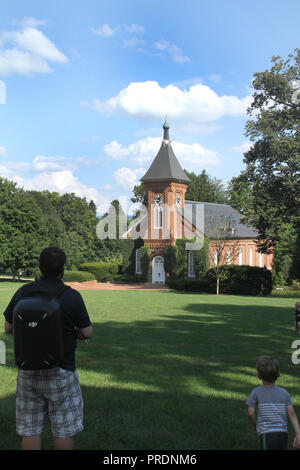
1,283,300,450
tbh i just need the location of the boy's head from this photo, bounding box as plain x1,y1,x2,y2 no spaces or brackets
39,246,66,278
256,356,280,383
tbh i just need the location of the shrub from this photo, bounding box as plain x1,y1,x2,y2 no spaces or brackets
113,273,144,283
163,245,177,276
207,265,272,296
172,237,209,279
166,277,215,293
140,245,150,281
63,270,96,282
79,260,119,282
121,237,144,275
121,239,135,274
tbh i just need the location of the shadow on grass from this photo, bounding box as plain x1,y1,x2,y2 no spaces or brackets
1,296,300,450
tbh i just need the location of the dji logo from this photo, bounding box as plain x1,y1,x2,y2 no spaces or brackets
0,81,6,105
0,340,6,365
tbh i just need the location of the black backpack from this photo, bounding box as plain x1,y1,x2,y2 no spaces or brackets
12,283,70,370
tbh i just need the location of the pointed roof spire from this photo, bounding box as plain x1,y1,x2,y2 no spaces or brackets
163,115,170,140
140,118,190,184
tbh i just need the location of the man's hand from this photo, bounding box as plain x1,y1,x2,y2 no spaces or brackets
4,321,12,334
75,325,92,340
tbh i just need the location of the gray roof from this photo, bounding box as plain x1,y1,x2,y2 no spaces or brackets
184,201,259,239
140,122,190,183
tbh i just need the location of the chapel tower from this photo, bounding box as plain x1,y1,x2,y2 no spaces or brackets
140,118,190,281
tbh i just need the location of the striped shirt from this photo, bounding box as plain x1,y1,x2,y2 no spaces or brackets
246,385,293,435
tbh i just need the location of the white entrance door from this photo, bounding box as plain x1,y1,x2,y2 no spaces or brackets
152,256,165,284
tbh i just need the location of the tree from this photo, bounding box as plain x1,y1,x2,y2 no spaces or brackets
0,183,47,278
185,169,228,204
206,218,240,295
228,49,300,255
131,169,228,211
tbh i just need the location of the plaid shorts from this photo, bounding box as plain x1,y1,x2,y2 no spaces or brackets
16,367,83,438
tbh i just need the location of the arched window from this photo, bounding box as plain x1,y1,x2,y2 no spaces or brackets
214,250,218,266
226,249,231,264
238,248,243,266
188,251,195,277
249,248,253,267
154,206,163,229
135,249,141,274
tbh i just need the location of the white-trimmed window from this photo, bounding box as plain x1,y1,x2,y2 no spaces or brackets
188,250,195,277
226,249,231,265
238,248,243,266
214,250,218,266
249,248,253,267
259,252,263,268
135,249,141,274
154,206,163,229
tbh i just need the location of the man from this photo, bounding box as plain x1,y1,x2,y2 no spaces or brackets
3,246,92,450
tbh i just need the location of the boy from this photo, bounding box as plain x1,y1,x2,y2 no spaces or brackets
246,355,300,450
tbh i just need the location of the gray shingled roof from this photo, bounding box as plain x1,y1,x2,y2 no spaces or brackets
140,123,190,183
184,200,259,239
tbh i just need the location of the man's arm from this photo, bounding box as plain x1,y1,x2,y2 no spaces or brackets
76,325,92,340
4,320,12,334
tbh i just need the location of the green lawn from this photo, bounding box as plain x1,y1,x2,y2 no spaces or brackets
0,284,300,450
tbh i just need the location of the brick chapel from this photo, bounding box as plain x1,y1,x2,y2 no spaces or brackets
126,119,273,284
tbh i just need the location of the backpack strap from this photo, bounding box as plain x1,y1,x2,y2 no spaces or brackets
49,283,71,299
18,282,70,300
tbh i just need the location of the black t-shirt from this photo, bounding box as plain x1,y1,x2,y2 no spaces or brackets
3,276,92,371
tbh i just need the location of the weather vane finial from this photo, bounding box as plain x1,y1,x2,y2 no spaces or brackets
163,115,170,140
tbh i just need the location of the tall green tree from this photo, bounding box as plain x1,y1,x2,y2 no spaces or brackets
131,169,228,208
228,49,300,255
185,169,228,204
0,181,47,277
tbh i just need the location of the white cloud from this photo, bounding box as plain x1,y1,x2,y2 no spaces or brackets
154,40,190,64
0,155,85,175
102,183,112,190
0,153,109,214
124,24,145,34
19,17,48,28
103,136,221,171
123,37,145,48
91,24,116,37
231,141,252,153
0,48,52,75
114,167,146,190
85,80,252,124
0,24,68,76
0,146,6,156
12,170,110,214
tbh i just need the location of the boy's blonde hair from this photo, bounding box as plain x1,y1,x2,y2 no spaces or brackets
256,356,280,382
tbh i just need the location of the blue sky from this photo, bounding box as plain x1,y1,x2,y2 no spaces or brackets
0,0,299,214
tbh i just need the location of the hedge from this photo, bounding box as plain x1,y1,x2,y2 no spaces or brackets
79,261,119,282
140,245,150,281
167,277,215,293
208,265,272,296
167,265,272,296
63,270,96,282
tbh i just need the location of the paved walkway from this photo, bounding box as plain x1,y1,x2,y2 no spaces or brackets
66,280,169,291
